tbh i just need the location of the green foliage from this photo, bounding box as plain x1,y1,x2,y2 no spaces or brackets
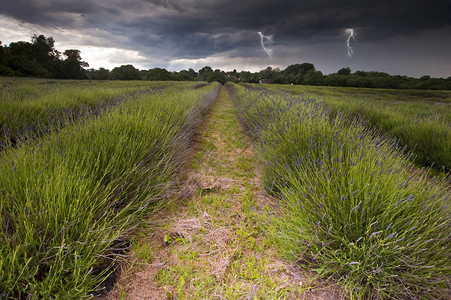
230,83,451,299
284,63,315,84
275,84,451,171
55,49,89,79
88,67,110,80
0,78,189,148
146,67,172,81
0,34,91,79
109,65,141,80
0,81,220,298
0,66,14,77
303,69,324,85
337,67,351,75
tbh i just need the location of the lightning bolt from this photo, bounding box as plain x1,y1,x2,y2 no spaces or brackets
346,28,356,58
258,31,273,59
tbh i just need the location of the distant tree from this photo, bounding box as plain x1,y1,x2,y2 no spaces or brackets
206,69,226,84
303,69,324,85
0,65,14,76
239,71,252,82
367,71,389,77
55,49,89,79
147,67,172,80
8,41,33,60
337,67,351,75
0,41,6,65
187,68,197,78
31,34,60,74
110,64,141,80
284,63,315,84
324,74,347,86
354,70,367,76
419,75,431,81
0,41,14,76
173,70,194,81
199,66,213,74
6,40,52,77
1,34,87,78
346,75,372,88
139,69,148,79
89,67,110,80
259,66,277,80
198,66,213,81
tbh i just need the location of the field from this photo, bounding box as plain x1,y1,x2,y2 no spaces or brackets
0,78,194,148
231,83,450,299
0,78,450,299
0,78,219,298
269,84,451,171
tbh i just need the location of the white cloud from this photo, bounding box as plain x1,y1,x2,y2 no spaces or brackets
0,15,153,70
66,46,153,70
0,15,36,44
167,54,283,72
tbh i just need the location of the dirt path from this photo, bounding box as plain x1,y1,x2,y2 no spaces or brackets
106,86,341,299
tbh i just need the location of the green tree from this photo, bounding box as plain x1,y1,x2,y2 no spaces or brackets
337,67,351,75
8,41,33,60
0,41,14,76
58,49,88,79
198,66,213,81
89,67,110,80
303,69,324,85
0,41,6,65
31,34,60,74
206,69,226,84
6,41,52,77
173,70,194,81
239,71,252,82
146,67,172,80
187,68,197,78
110,65,141,80
284,63,315,84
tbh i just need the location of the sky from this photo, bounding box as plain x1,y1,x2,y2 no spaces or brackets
0,0,451,78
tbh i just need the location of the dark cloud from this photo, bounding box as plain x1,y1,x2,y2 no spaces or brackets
0,0,450,76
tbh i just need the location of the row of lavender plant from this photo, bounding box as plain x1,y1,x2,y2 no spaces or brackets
0,83,219,298
268,84,451,172
0,78,190,149
228,83,450,299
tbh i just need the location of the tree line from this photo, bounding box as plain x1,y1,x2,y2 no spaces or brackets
1,35,451,90
0,35,88,79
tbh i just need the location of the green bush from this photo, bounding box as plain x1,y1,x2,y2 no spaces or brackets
230,83,450,299
0,83,219,298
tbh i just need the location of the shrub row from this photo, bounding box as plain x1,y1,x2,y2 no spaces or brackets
0,83,219,298
271,84,451,171
229,83,450,299
0,78,194,148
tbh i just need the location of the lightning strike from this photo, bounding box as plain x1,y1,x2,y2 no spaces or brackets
346,28,356,58
258,31,273,59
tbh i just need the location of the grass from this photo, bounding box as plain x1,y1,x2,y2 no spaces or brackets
230,83,451,299
268,84,451,171
0,77,196,148
0,82,219,298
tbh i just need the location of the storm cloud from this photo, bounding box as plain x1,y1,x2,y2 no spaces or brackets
1,0,450,77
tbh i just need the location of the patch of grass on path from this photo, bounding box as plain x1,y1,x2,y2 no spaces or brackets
107,87,342,299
